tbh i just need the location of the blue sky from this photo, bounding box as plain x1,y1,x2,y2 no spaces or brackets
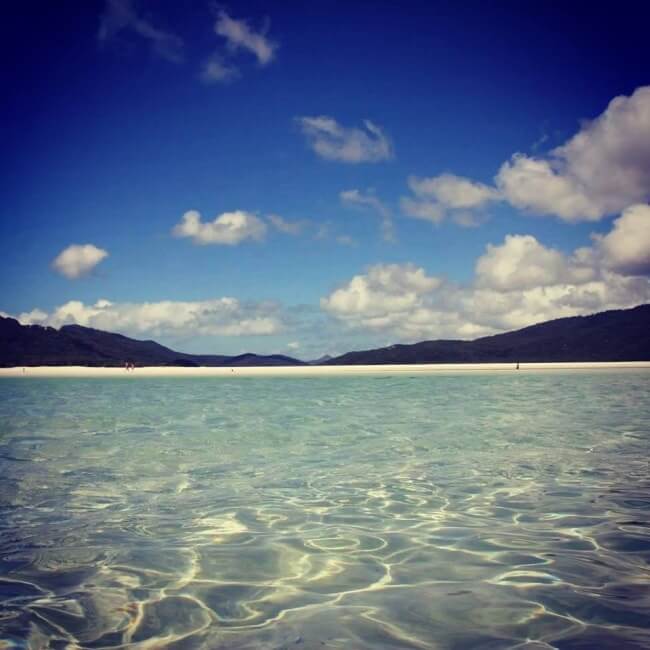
2,1,649,359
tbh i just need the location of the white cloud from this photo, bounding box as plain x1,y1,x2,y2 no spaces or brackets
321,264,441,329
451,211,486,228
321,264,487,340
215,10,277,65
401,173,498,226
496,155,601,222
200,55,239,84
340,189,394,241
595,203,650,275
399,197,445,224
409,173,500,209
98,0,184,63
475,234,595,291
462,274,650,333
496,86,650,221
16,298,284,338
321,215,650,341
402,87,650,226
297,116,392,163
16,308,48,325
52,244,109,279
340,189,390,218
268,214,304,236
173,210,267,245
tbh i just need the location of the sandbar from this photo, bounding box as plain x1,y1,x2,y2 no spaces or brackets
1,362,649,377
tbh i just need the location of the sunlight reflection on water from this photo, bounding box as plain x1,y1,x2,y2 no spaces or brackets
1,372,650,648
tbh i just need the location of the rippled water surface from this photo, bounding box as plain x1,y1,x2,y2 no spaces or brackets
1,372,650,649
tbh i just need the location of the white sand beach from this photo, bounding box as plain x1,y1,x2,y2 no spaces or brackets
1,362,649,377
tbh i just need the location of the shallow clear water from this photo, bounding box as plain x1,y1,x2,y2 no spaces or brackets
1,372,650,649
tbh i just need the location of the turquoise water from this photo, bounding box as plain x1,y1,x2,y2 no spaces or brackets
1,372,650,649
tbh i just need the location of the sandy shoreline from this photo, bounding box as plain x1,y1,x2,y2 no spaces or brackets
1,362,649,377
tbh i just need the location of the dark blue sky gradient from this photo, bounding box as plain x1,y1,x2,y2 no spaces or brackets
1,1,648,354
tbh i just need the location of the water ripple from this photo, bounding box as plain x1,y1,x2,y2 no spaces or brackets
1,372,649,648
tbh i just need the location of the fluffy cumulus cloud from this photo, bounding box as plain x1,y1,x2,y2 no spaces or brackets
409,174,499,210
403,86,650,225
17,298,284,338
321,263,492,339
297,117,392,163
321,264,442,332
173,210,267,245
464,269,650,333
340,189,394,241
475,235,595,291
215,10,277,65
496,156,601,222
98,0,184,63
496,86,650,222
401,173,499,226
52,244,109,279
322,211,650,340
594,204,650,275
15,308,49,325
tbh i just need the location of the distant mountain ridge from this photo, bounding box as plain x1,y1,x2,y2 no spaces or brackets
0,318,304,367
325,304,650,364
1,304,648,367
